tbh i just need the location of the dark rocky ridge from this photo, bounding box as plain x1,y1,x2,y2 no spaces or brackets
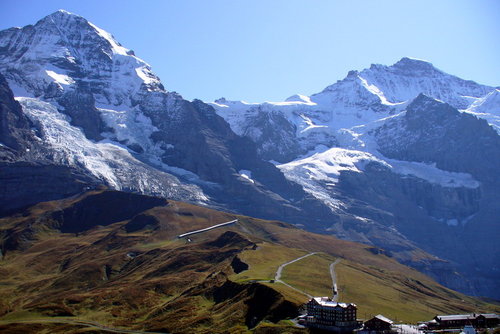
0,73,36,159
0,162,99,217
374,94,500,182
50,191,167,233
137,83,335,226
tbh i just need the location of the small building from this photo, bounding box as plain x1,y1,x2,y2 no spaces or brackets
364,314,393,332
477,314,500,328
305,297,360,332
425,313,499,329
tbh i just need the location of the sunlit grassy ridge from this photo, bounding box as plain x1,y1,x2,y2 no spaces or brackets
336,260,494,323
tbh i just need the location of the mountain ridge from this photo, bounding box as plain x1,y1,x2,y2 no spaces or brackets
0,10,498,300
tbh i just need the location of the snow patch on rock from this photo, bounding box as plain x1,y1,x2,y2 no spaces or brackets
239,170,255,183
45,70,74,86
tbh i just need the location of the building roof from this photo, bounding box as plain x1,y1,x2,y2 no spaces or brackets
436,314,499,321
373,314,394,324
310,297,356,308
437,315,475,321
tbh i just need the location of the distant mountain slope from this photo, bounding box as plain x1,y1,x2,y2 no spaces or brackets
465,88,500,133
0,190,497,333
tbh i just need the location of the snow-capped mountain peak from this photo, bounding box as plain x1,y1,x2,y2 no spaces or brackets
285,94,314,104
391,56,437,72
0,10,163,105
38,9,129,57
0,10,174,187
358,57,492,108
1,10,314,231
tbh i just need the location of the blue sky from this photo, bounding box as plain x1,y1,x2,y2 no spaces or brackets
1,0,498,102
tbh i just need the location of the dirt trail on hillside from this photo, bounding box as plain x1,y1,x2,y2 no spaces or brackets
273,252,317,298
330,259,341,302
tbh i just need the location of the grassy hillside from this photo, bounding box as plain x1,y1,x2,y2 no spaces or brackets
0,190,497,333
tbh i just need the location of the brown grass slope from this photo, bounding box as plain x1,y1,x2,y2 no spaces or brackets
0,189,497,333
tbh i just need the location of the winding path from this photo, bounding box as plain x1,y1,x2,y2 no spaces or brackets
329,259,341,302
275,252,317,281
273,252,317,298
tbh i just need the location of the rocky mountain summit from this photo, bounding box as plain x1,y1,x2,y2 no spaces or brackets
0,11,498,299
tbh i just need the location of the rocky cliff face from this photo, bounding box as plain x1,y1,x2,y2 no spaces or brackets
0,73,37,160
334,164,482,289
374,94,500,182
241,108,304,162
